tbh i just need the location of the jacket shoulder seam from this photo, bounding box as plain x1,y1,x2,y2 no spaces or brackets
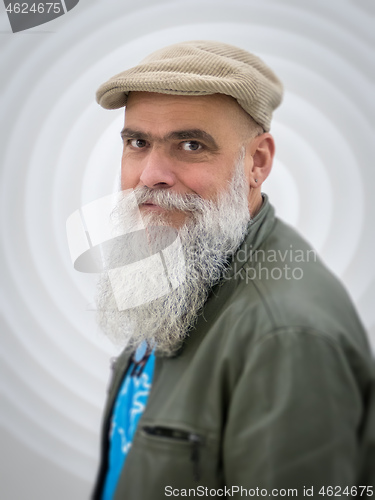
252,325,346,353
246,278,278,329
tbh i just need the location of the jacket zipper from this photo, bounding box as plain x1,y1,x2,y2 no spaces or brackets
142,426,204,481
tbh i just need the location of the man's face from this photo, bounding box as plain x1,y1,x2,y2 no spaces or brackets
120,92,253,227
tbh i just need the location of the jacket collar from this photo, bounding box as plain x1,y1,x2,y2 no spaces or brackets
225,193,276,279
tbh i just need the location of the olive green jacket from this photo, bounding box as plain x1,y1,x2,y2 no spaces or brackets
93,197,375,499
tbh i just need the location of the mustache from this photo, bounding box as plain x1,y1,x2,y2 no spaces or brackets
134,186,209,212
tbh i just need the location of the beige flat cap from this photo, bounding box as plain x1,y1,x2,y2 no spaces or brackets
96,40,283,132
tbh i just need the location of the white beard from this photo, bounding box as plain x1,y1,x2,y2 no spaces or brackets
96,152,251,356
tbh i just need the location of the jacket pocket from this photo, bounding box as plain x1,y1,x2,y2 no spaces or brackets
142,425,205,481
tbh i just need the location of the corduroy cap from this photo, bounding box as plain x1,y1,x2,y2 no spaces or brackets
96,40,283,132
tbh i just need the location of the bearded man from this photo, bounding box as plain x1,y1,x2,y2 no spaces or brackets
92,41,375,499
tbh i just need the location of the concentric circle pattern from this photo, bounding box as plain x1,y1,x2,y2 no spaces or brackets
1,0,374,498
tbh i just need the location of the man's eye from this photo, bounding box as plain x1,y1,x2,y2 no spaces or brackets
129,139,147,148
181,141,202,151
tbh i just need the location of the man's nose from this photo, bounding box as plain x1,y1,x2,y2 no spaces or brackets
139,148,176,189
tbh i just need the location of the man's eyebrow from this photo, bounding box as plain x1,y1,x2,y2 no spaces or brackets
120,128,148,140
166,130,219,149
120,127,219,149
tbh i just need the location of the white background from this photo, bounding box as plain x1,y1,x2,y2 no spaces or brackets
1,0,374,498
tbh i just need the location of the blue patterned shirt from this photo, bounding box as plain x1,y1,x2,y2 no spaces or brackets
101,343,155,500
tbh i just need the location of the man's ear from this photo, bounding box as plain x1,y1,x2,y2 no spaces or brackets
247,133,275,188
